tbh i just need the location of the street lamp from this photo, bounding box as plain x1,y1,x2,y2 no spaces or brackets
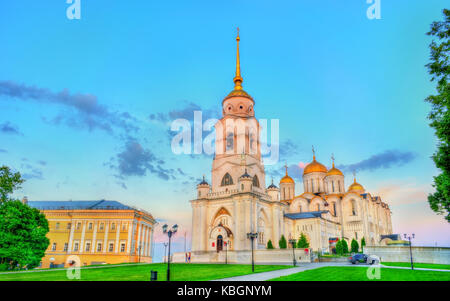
247,232,258,273
138,243,142,263
224,241,228,264
163,243,168,264
289,239,297,267
404,233,415,270
163,224,178,281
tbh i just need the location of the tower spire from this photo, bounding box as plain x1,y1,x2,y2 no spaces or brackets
234,27,243,90
312,145,316,160
284,162,288,176
331,153,335,168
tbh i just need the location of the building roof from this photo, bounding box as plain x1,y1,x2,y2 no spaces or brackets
28,200,134,211
284,210,329,220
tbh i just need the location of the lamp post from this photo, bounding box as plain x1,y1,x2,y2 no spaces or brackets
224,241,228,264
289,239,297,267
138,243,142,263
404,233,415,270
163,243,168,263
247,232,258,273
163,224,178,281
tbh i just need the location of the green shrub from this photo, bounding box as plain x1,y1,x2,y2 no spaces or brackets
297,233,309,248
267,240,274,249
351,239,359,253
279,235,287,249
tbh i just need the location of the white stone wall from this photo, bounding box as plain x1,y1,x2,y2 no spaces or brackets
363,246,450,264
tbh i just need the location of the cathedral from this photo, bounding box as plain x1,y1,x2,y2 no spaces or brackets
190,30,393,256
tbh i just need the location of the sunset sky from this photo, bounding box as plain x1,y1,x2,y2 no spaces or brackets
1,1,449,261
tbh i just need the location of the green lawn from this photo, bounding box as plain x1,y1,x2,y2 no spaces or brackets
382,262,450,270
0,263,289,281
270,266,450,281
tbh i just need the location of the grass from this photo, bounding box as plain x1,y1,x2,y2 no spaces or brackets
382,262,450,270
270,266,450,281
0,263,289,281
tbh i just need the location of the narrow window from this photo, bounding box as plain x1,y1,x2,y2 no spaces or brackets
73,242,79,252
221,173,234,186
51,243,57,251
64,243,68,252
121,243,126,252
109,243,114,252
97,243,102,252
86,242,91,252
55,222,60,230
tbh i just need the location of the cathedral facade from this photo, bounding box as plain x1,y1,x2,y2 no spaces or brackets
190,31,393,255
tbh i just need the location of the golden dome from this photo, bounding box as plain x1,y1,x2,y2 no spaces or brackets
303,157,327,175
280,164,295,184
280,175,295,184
348,178,364,192
326,161,343,176
223,27,254,103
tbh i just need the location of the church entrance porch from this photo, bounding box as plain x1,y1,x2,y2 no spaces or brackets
217,235,223,252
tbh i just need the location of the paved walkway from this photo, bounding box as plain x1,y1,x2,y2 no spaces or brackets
214,262,349,281
214,262,450,281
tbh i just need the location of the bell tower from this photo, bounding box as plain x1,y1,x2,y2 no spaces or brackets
211,28,266,193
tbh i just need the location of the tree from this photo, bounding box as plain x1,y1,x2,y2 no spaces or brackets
0,166,49,270
297,233,310,248
425,9,450,222
267,240,274,249
361,237,366,251
0,200,50,270
335,239,343,255
0,166,24,204
341,238,349,254
279,235,287,249
351,239,359,253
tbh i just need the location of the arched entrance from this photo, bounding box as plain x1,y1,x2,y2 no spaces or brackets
217,235,223,252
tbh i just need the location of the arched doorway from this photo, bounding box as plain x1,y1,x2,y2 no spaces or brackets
217,235,223,252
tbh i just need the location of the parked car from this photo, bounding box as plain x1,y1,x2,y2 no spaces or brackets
348,253,380,265
349,253,368,264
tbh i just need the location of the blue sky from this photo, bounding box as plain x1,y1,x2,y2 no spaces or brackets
1,1,449,260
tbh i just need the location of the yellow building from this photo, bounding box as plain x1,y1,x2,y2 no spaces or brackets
27,200,156,268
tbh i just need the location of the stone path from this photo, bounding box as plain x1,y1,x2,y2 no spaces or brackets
214,262,450,281
213,262,349,281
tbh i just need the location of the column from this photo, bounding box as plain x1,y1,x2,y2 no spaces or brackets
115,221,120,253
67,221,75,254
103,221,109,253
92,222,97,254
127,221,132,254
136,221,142,256
80,221,86,253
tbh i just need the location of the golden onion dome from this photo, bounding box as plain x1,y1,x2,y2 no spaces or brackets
303,157,327,175
280,164,295,184
348,178,365,192
326,162,343,176
223,28,254,103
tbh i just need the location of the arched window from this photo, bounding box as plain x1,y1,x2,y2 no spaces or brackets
221,173,234,186
351,200,357,215
332,181,335,193
333,202,337,217
317,204,320,211
252,175,260,188
226,132,234,151
338,181,341,192
299,205,302,213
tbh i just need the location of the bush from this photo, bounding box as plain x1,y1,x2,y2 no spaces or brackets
267,240,274,249
336,240,343,255
351,239,359,253
341,238,349,254
361,237,366,251
297,233,309,248
279,235,287,249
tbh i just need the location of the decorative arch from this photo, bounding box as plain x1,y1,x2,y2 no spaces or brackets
221,173,234,186
252,175,260,188
310,197,325,212
213,207,231,221
290,198,309,213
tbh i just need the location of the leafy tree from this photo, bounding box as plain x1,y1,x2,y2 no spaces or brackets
297,233,310,248
425,9,450,222
0,166,24,204
351,239,359,253
267,240,274,249
335,239,343,255
341,238,349,254
279,235,287,249
0,166,50,270
361,237,366,251
0,200,50,270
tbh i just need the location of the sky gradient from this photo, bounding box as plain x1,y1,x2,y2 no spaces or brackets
1,1,449,261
